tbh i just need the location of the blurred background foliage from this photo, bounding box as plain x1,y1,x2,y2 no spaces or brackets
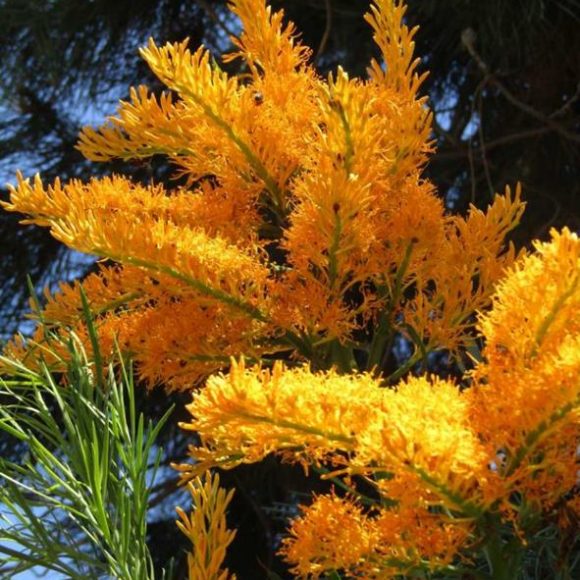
0,0,579,577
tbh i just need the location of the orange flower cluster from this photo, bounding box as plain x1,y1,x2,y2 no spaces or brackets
3,0,577,577
468,228,580,517
280,494,471,578
180,229,579,578
2,0,523,390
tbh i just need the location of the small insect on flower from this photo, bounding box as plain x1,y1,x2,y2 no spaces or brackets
252,91,264,105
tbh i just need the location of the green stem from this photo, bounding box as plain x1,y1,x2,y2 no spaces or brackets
334,101,354,174
367,242,414,373
329,339,357,373
79,287,104,389
327,211,342,291
482,519,524,579
312,465,377,507
235,411,355,446
281,330,314,359
411,465,484,520
385,351,421,383
402,322,430,366
367,309,391,371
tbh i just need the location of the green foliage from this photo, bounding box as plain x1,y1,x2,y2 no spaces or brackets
0,327,174,578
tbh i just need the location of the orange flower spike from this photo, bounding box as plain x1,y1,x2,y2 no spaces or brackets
176,472,237,580
365,0,425,95
365,0,432,170
4,260,271,390
510,421,580,512
398,185,525,356
225,0,312,76
470,228,580,437
319,71,382,175
0,326,65,375
179,359,384,475
280,494,379,579
269,272,359,341
478,227,579,370
131,299,268,391
281,78,402,327
79,9,318,205
374,504,472,571
139,39,239,110
36,265,157,327
281,492,473,579
3,172,260,243
223,0,320,203
77,86,183,162
284,161,376,290
468,228,580,509
280,0,440,334
451,184,525,263
139,37,286,205
78,84,259,201
4,173,269,313
1,307,138,377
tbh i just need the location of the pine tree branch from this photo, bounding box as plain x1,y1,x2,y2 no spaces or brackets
461,28,580,145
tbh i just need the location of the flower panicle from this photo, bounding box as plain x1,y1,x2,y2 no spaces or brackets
280,492,473,579
179,358,376,474
365,0,426,95
6,1,580,576
225,0,312,75
176,472,237,580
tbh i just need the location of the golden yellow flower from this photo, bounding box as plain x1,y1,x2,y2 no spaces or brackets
469,227,580,512
3,173,269,315
280,492,472,579
356,375,491,512
399,184,525,356
128,299,268,390
6,0,578,576
179,359,494,518
179,359,382,475
176,472,237,580
280,494,379,579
